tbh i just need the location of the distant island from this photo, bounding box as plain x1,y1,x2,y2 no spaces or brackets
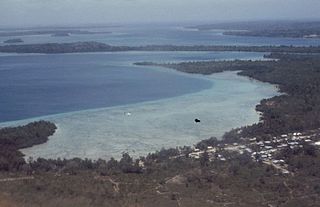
1,41,320,54
0,29,111,37
3,38,23,44
51,32,70,37
190,20,320,38
0,52,320,206
0,42,130,53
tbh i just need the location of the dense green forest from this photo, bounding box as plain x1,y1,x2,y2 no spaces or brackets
0,133,319,207
0,121,56,171
137,53,320,139
1,53,320,206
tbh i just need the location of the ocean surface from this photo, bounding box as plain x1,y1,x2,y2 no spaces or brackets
0,24,302,159
0,51,266,122
1,24,320,47
3,71,278,160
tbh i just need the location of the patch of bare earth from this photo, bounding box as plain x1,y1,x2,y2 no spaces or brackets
0,194,17,207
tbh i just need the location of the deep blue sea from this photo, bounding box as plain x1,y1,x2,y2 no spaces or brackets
0,24,312,158
0,51,266,122
0,24,318,122
1,24,320,47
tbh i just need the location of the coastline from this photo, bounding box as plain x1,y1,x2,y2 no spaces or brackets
1,22,320,207
0,50,270,124
3,71,279,160
1,42,320,54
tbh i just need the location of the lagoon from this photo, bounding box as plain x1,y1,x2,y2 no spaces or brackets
0,49,280,160
18,71,278,160
0,58,278,159
0,51,266,122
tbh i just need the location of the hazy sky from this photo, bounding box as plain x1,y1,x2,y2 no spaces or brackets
0,0,319,27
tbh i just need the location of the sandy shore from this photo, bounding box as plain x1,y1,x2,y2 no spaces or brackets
1,71,279,160
0,72,277,159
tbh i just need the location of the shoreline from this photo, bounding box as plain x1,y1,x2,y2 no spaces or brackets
0,71,212,127
1,42,320,54
1,53,320,207
12,71,278,160
0,51,270,125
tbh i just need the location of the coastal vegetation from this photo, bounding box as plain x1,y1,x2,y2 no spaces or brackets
137,53,320,139
0,42,130,53
0,121,56,171
0,130,319,206
1,41,320,53
191,21,320,38
1,52,320,206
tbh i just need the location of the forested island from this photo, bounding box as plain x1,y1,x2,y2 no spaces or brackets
0,29,111,37
1,41,320,53
3,38,24,44
1,52,320,206
191,21,320,38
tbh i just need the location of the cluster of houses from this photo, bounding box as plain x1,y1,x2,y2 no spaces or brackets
188,130,320,174
189,146,227,161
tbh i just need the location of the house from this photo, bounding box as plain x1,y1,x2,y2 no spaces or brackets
245,148,252,153
207,146,216,153
189,151,203,159
249,137,257,142
288,142,299,146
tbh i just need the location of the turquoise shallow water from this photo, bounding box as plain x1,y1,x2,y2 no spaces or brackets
0,46,280,160
0,51,266,122
1,71,279,160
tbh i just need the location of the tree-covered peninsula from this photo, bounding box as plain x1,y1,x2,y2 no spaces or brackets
1,53,320,206
1,41,320,53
